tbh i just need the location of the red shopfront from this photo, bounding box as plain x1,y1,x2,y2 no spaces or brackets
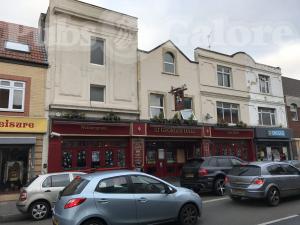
48,120,132,173
202,127,255,161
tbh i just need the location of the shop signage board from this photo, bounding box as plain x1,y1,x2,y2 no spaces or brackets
0,117,47,133
211,127,254,138
132,139,144,168
147,124,203,137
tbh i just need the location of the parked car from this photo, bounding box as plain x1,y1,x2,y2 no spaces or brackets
52,170,202,225
16,171,85,220
180,156,245,196
285,160,300,169
226,161,300,206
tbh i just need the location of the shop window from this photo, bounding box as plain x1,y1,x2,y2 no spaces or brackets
146,150,156,164
217,102,239,124
217,65,231,87
0,80,25,111
259,75,270,94
90,37,104,65
149,94,164,118
77,151,86,168
91,151,100,168
258,107,276,126
117,149,126,167
105,150,114,167
163,52,175,74
166,150,176,163
290,104,298,121
62,152,72,169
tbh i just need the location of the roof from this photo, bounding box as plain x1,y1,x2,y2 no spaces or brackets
282,76,300,97
0,20,48,67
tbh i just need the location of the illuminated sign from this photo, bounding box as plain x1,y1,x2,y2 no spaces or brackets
267,130,286,137
0,117,47,133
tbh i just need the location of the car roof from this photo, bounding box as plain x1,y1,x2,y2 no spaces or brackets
38,171,86,177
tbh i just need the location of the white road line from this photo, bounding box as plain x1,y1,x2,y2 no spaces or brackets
256,215,299,225
203,197,229,203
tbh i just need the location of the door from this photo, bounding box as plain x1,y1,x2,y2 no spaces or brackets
94,176,136,225
267,165,288,196
130,175,177,224
41,174,71,205
281,164,300,195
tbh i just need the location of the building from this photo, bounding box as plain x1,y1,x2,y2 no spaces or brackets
282,76,300,159
0,21,48,200
40,0,139,173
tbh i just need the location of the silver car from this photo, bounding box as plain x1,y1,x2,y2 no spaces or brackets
226,161,300,206
16,171,85,220
52,170,202,225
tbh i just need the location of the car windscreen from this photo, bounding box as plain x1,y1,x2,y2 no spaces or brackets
23,175,39,187
61,177,89,196
229,165,261,176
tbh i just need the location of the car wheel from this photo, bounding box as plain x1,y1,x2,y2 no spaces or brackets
214,178,226,196
179,203,199,225
82,219,104,225
29,201,50,220
266,187,280,206
230,195,242,202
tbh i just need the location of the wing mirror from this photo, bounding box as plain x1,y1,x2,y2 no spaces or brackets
164,185,174,194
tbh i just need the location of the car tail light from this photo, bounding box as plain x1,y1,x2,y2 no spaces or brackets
252,177,265,185
64,198,86,209
19,190,27,201
198,168,208,176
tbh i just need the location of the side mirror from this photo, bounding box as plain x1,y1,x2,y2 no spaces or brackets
164,186,174,194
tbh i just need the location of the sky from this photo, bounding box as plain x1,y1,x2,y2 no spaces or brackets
0,0,299,79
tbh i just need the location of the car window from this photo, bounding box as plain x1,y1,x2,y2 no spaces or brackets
131,175,166,194
61,177,90,196
42,176,51,188
231,159,243,166
281,164,300,175
208,158,218,167
96,176,129,194
229,165,261,176
51,174,71,187
267,165,285,175
217,158,232,167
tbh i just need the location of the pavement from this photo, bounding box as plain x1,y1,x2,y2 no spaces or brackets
0,200,28,223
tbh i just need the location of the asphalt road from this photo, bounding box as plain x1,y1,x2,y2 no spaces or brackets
2,194,300,225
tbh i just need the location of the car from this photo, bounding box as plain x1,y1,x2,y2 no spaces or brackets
180,156,245,196
16,171,85,220
226,161,300,206
285,160,300,169
52,170,202,225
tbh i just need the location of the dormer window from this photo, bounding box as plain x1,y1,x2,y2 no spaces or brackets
5,41,30,53
163,52,175,74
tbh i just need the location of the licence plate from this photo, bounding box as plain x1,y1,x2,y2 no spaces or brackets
231,189,245,196
52,217,58,225
185,173,194,178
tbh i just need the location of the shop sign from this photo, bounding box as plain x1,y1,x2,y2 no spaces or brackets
267,130,286,137
132,139,144,168
211,128,254,138
148,125,202,137
0,117,47,133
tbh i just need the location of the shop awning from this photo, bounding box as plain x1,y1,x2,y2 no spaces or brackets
0,137,36,144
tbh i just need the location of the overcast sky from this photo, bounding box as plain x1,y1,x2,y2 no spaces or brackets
0,0,299,79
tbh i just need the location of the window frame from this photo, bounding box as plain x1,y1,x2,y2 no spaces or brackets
163,52,176,74
90,37,105,66
258,107,276,126
259,75,270,94
217,65,232,88
149,93,165,118
290,104,298,121
216,101,240,124
129,175,170,194
0,79,25,112
90,85,105,103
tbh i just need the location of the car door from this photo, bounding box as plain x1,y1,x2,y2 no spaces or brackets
93,176,137,225
281,164,300,195
267,165,288,196
131,175,178,224
41,174,71,206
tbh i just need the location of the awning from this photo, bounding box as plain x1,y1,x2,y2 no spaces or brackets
0,137,36,145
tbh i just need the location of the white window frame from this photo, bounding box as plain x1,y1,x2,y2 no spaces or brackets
90,37,105,66
259,75,270,94
217,102,239,124
0,79,25,112
163,52,175,74
149,94,165,118
290,104,298,121
258,107,276,126
217,65,231,88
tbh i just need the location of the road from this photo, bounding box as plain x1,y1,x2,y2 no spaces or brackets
2,194,300,225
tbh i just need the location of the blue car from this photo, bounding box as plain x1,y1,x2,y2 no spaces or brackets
52,170,202,225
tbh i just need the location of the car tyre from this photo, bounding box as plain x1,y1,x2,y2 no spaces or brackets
266,187,280,206
82,219,105,225
214,178,226,196
179,203,199,225
29,201,50,220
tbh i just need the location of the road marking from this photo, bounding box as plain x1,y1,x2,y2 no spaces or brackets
256,215,299,225
203,197,229,204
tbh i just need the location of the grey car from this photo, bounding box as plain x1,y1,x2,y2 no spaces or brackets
52,170,202,225
226,161,300,206
17,172,85,220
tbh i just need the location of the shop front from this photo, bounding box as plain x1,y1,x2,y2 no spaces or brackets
0,117,47,200
202,127,255,161
255,128,292,161
48,120,132,173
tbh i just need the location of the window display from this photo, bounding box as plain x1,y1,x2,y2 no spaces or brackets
62,152,72,169
105,150,114,167
117,149,125,167
77,151,86,168
91,151,100,168
146,150,156,164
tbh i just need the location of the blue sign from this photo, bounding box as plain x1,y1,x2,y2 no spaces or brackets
267,130,286,137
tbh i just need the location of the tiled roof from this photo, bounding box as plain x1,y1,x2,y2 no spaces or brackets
282,76,300,97
0,20,48,66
